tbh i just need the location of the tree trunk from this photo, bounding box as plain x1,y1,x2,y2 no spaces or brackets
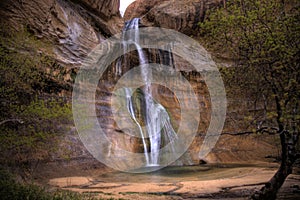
251,131,296,200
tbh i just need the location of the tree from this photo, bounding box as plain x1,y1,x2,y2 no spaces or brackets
199,0,300,199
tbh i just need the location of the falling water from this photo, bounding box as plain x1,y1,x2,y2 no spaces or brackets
119,18,178,166
124,87,150,164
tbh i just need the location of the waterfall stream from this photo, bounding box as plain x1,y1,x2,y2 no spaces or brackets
119,18,178,166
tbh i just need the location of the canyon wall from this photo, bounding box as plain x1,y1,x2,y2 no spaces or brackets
0,0,277,168
122,0,277,164
124,0,169,20
0,0,123,66
125,0,224,35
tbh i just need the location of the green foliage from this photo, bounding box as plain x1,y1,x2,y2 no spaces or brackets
0,27,73,166
0,98,72,161
22,98,72,122
200,0,300,133
0,169,98,200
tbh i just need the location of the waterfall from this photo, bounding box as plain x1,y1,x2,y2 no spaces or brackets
124,87,150,164
119,18,178,167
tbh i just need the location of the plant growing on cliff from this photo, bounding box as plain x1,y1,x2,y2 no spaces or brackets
199,0,299,199
0,28,73,170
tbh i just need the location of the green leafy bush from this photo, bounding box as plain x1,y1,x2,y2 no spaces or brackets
0,169,98,200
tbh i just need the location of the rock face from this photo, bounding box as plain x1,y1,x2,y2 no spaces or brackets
94,60,277,166
0,0,123,65
0,0,277,167
124,0,169,20
74,0,120,19
125,0,224,35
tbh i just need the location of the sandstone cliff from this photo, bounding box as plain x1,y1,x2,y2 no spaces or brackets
74,0,120,20
0,0,278,167
125,0,224,35
0,0,123,66
121,0,277,165
124,0,169,20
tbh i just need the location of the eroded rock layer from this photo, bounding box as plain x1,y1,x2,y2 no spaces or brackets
0,0,123,65
0,0,278,166
124,0,169,20
125,0,224,35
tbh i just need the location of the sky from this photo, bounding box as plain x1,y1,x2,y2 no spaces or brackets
119,0,136,17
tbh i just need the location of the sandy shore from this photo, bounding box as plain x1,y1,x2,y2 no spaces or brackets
45,164,300,199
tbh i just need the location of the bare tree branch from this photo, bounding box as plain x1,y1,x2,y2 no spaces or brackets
222,126,279,136
0,119,24,126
